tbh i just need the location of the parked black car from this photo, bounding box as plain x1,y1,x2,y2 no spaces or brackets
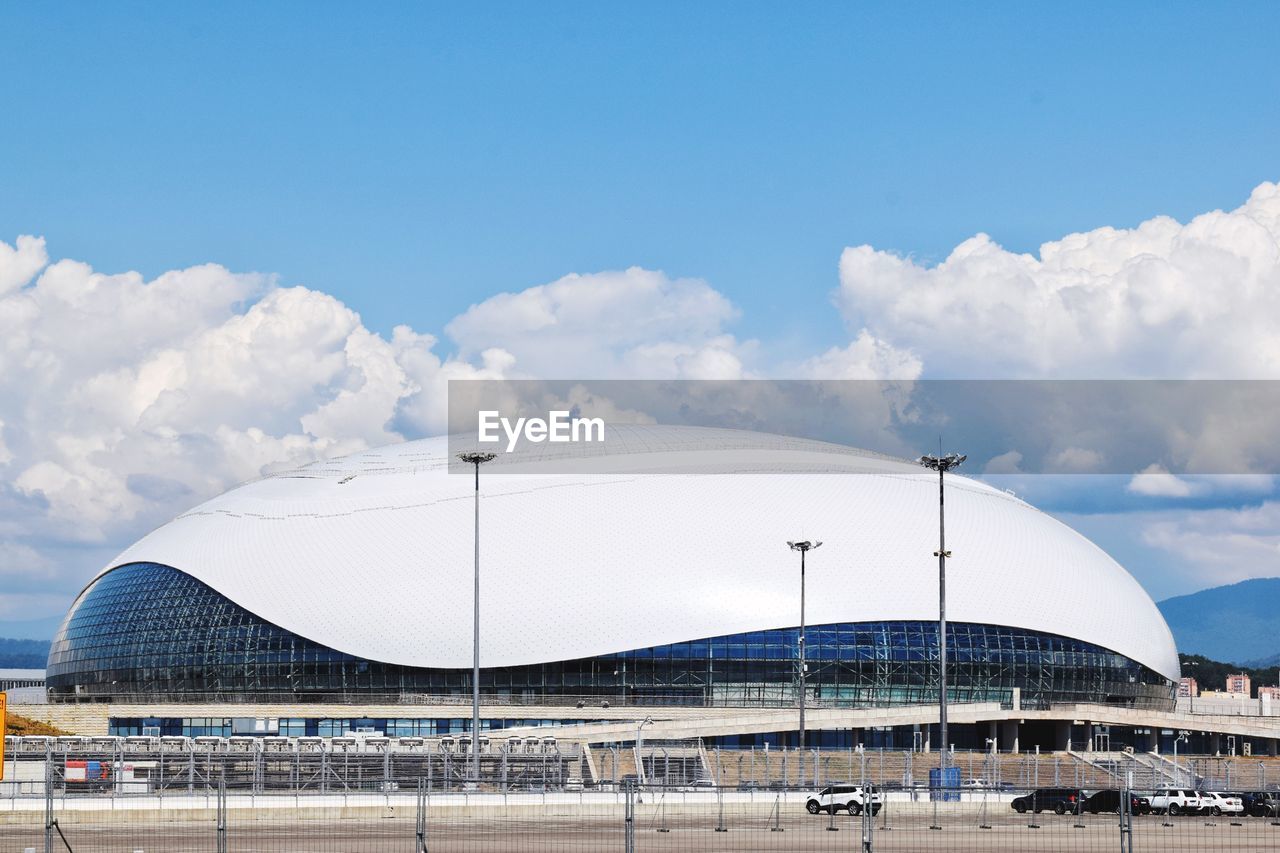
1011,788,1086,815
1235,792,1280,817
1083,789,1150,815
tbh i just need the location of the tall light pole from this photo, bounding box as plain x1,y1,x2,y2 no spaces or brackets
637,715,654,754
787,540,822,749
1173,730,1189,779
1182,659,1199,714
917,452,965,780
459,450,496,784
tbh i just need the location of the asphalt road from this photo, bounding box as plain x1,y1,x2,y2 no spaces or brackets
3,809,1280,851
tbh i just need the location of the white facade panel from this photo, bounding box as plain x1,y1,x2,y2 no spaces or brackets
96,426,1181,680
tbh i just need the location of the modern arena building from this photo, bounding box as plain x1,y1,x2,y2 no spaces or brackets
31,425,1216,753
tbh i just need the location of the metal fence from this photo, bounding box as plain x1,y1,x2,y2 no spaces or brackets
4,777,1280,851
8,738,1280,850
13,735,1280,793
3,737,584,797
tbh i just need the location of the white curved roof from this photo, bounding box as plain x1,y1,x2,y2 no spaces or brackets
100,425,1180,680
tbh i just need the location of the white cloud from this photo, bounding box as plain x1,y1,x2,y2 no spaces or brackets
10,180,1280,623
1141,501,1280,585
1127,464,1195,497
0,241,506,546
983,450,1024,475
0,419,12,467
0,235,47,295
0,542,55,580
1047,446,1105,473
835,181,1280,379
0,242,767,629
796,330,922,379
446,267,754,379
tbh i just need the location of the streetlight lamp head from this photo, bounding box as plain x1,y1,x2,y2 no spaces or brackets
457,451,497,465
788,540,822,552
918,453,967,472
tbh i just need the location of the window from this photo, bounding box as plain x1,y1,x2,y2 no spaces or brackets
49,561,1175,711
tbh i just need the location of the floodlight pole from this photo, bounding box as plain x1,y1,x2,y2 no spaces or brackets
918,452,965,781
788,540,822,749
1182,659,1198,714
459,450,496,785
637,716,654,755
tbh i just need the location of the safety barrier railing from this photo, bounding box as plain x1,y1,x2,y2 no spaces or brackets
5,767,1280,851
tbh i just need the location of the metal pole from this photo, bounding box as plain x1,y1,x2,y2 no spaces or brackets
217,778,227,853
862,781,873,852
44,744,53,853
416,776,428,852
624,780,636,853
919,452,963,791
800,545,806,749
1120,777,1133,853
937,463,948,781
472,458,481,785
789,541,821,749
457,450,495,787
715,776,727,832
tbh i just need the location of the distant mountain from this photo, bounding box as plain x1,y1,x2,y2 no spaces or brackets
1158,578,1280,665
0,637,51,669
1244,651,1280,669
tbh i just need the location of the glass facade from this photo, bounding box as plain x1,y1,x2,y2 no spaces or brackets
107,716,599,737
48,562,1174,710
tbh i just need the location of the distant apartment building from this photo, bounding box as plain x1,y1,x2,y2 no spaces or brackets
1226,673,1252,696
1177,677,1198,698
1258,685,1280,702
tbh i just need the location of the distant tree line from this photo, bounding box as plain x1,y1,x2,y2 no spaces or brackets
0,637,51,668
1180,652,1280,697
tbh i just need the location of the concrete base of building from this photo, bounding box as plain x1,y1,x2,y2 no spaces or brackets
13,700,1280,749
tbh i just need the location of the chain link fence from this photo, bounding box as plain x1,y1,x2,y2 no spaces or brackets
5,786,1280,852
5,772,1280,850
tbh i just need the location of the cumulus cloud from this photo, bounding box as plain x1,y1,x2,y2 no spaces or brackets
0,241,766,624
0,235,47,295
1046,446,1106,474
796,330,922,379
821,180,1280,593
10,179,1280,624
446,267,754,379
835,181,1280,379
983,450,1024,475
0,542,54,580
1141,501,1280,586
0,240,508,548
1127,464,1195,498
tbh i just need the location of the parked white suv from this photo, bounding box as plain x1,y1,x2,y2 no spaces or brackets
804,785,883,816
1199,791,1243,815
1149,789,1203,815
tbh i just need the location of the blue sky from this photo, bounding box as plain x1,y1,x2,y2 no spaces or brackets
2,3,1280,638
4,2,1279,351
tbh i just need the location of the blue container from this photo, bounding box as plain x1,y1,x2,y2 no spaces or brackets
929,766,961,802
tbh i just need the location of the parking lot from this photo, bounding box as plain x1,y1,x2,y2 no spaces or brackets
4,796,1280,851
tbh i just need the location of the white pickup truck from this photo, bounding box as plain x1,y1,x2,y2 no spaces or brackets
1149,789,1203,815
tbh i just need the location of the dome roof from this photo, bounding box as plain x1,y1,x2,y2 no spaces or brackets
99,425,1180,680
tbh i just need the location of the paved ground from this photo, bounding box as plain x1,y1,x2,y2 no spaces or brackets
3,809,1280,851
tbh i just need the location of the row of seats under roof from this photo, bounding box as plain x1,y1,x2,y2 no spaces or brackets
6,734,566,754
